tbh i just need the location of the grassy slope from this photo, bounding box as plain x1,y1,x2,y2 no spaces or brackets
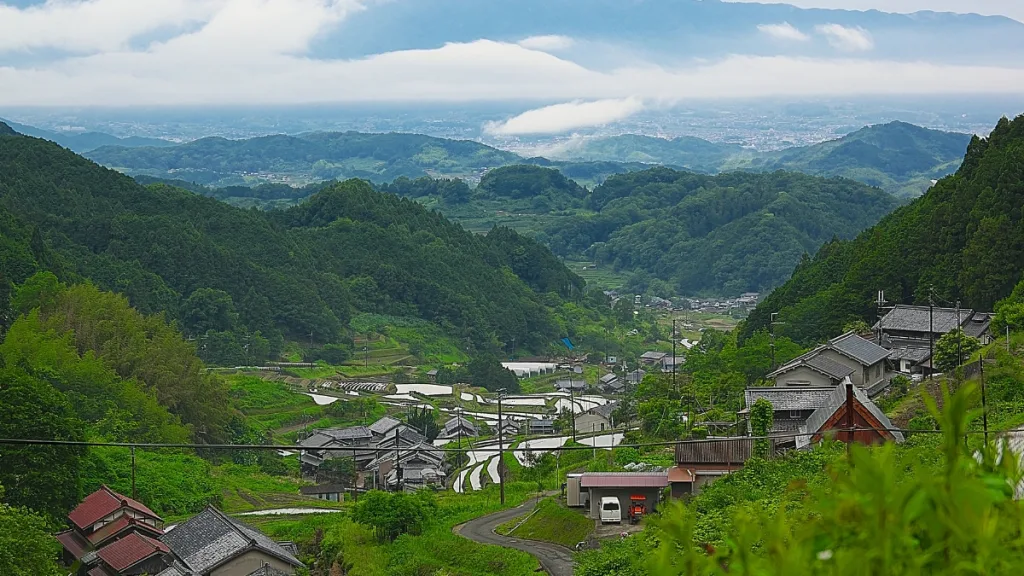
496,497,593,548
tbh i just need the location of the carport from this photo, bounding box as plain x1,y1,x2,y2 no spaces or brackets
579,472,669,520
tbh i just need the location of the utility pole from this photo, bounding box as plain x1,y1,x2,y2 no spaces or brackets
393,428,401,492
568,367,580,443
497,388,507,506
672,319,678,394
131,446,137,499
981,353,989,445
876,290,890,344
929,288,935,381
844,381,854,458
956,300,962,369
769,313,785,370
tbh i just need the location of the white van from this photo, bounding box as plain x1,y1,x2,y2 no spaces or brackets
600,497,622,524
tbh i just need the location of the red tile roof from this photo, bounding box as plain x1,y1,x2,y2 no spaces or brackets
579,472,669,488
68,486,161,530
88,515,164,546
55,529,91,560
96,532,170,572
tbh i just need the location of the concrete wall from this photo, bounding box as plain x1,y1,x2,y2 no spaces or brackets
211,551,296,576
774,366,833,388
575,413,611,434
586,487,661,521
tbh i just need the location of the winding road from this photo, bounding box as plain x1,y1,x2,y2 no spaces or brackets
457,498,575,576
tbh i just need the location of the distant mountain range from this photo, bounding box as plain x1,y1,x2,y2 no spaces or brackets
79,120,974,197
0,118,173,154
557,122,974,197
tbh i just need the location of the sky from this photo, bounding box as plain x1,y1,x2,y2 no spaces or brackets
727,1,1024,22
1,0,1023,135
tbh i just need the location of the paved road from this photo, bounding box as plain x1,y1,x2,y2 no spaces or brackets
457,498,575,576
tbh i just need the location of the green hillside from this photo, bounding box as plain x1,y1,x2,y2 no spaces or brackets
744,115,1024,344
745,121,974,197
542,167,900,295
562,122,971,197
0,124,584,359
86,131,522,186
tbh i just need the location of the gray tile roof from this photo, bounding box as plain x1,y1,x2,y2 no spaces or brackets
743,388,835,411
322,426,373,441
805,355,856,380
964,313,994,339
368,416,402,436
830,332,890,366
591,402,618,419
875,305,972,335
160,507,302,574
247,566,292,576
599,373,619,384
640,351,668,360
554,379,586,390
796,380,904,450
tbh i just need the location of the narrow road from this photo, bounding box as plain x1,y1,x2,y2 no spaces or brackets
457,498,575,576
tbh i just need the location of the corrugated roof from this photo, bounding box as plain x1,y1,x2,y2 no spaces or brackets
744,388,835,411
68,486,161,530
579,472,669,488
667,467,694,483
96,532,169,572
675,439,757,465
796,380,905,449
830,332,890,366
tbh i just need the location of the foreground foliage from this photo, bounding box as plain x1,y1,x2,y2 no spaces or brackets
582,382,1024,576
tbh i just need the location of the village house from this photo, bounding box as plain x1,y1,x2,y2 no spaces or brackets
56,489,303,576
524,419,555,435
297,426,375,478
660,355,686,373
554,378,587,392
56,485,169,576
366,442,446,490
740,387,835,440
439,415,479,439
669,438,767,497
767,331,891,395
157,506,303,575
796,380,904,450
575,402,618,434
875,305,994,375
639,351,668,366
599,372,624,393
626,369,646,386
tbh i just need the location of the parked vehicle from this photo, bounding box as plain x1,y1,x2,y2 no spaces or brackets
600,497,622,524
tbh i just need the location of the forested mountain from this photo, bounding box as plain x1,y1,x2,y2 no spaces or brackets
745,115,1024,345
0,123,585,360
558,122,972,197
87,131,521,186
538,168,900,295
741,122,974,197
555,134,744,173
0,118,172,153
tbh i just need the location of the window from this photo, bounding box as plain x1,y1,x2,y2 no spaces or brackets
789,410,802,419
603,501,619,511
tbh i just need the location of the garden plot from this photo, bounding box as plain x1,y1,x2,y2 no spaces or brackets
513,436,570,466
305,393,341,406
396,383,452,396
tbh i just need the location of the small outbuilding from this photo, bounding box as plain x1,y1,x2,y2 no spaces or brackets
578,472,668,520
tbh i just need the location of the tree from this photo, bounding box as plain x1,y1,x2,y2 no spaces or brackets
0,485,63,576
0,367,85,522
317,457,356,486
467,355,520,393
351,490,437,542
182,288,239,335
406,406,440,441
750,398,774,459
934,329,982,373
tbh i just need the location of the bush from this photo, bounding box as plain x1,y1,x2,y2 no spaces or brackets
352,490,437,542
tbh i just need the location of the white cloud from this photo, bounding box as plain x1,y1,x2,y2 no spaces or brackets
815,23,874,51
0,0,223,53
483,98,646,136
517,35,575,51
758,22,811,41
